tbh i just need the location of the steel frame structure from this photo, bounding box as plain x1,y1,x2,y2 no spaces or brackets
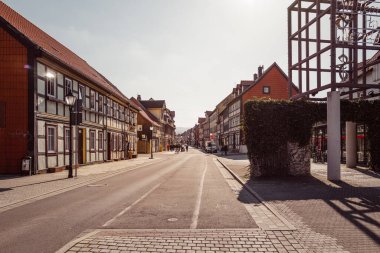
288,0,380,100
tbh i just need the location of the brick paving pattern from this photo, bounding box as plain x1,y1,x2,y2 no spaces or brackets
64,229,308,253
220,155,380,253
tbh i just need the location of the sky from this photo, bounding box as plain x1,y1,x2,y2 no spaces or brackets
3,0,294,128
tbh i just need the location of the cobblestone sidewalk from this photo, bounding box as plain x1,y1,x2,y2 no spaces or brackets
60,229,309,253
218,155,380,253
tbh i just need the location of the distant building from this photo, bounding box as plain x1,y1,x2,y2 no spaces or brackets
135,95,176,151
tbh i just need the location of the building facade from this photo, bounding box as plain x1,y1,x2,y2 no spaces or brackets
136,96,176,151
0,2,138,174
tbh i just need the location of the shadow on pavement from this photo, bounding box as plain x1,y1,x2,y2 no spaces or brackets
351,167,380,179
239,174,380,248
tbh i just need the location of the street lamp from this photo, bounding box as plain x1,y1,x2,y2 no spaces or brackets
149,126,154,159
65,90,77,178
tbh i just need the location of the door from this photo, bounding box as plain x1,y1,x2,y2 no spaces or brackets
107,132,112,160
78,128,84,164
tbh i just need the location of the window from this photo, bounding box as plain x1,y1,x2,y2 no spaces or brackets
64,128,70,152
0,102,5,128
113,102,118,118
98,132,104,150
120,106,124,120
90,130,96,151
126,108,130,123
98,95,103,113
119,134,123,151
79,85,86,107
47,126,57,153
113,134,117,151
90,90,95,110
108,99,113,116
263,86,271,94
374,64,380,81
65,78,73,96
46,71,55,97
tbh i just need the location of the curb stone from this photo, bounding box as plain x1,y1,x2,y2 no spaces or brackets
216,158,296,231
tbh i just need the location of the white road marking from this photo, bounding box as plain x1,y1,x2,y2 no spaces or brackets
102,182,162,227
190,158,208,229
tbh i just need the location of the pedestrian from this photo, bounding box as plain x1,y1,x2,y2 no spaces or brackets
224,145,228,156
186,144,188,152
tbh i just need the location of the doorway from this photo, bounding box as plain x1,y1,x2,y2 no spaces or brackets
78,128,86,164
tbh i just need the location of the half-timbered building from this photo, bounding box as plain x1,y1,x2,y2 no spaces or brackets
0,2,138,174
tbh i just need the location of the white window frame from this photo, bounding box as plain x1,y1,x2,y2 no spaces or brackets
90,130,96,151
46,70,56,97
263,86,271,94
47,125,57,154
64,128,70,153
98,132,104,150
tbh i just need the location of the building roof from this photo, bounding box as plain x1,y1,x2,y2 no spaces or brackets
198,117,206,124
130,97,160,127
139,100,166,109
240,62,298,97
0,1,128,103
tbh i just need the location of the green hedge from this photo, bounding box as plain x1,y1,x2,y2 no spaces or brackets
244,99,380,176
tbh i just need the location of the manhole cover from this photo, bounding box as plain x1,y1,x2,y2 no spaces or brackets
167,218,178,222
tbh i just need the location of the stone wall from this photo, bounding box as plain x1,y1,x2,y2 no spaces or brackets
287,142,311,176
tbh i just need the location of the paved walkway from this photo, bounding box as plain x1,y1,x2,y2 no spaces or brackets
218,155,380,253
3,151,380,252
0,153,173,213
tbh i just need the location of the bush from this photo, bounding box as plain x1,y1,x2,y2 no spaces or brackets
244,99,380,177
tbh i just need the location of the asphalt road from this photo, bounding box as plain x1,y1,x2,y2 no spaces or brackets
0,148,257,253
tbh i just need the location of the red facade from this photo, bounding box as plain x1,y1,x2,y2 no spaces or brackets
242,63,298,106
0,27,29,173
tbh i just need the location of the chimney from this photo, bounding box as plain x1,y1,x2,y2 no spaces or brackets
137,94,141,101
258,65,264,77
254,73,258,80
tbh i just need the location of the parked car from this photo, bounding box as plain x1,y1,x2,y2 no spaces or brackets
205,142,217,153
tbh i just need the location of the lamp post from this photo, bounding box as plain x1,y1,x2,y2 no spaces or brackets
149,126,154,159
65,90,77,178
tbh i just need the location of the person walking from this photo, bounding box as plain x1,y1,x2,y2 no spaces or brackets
185,144,188,152
224,144,228,156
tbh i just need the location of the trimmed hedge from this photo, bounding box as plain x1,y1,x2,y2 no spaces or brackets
244,99,380,176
